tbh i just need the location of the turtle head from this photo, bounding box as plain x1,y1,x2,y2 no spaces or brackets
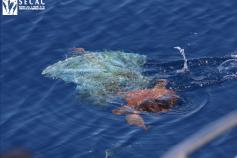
154,79,168,89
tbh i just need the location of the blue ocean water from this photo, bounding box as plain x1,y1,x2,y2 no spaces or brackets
1,0,237,158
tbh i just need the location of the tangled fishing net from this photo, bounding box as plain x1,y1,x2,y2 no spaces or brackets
42,51,151,103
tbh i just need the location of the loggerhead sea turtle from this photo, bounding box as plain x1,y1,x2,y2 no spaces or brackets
112,79,179,129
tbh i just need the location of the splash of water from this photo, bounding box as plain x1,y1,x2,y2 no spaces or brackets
231,53,237,58
218,59,237,79
105,149,112,158
174,47,189,73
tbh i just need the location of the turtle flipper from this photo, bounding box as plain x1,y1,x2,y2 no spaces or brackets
154,79,168,89
112,105,131,115
125,114,147,130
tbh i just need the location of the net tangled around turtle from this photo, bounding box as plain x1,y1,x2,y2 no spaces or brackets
42,51,151,103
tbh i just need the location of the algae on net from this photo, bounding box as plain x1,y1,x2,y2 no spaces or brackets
42,51,151,103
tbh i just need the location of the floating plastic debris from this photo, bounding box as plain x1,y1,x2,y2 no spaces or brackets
42,51,150,103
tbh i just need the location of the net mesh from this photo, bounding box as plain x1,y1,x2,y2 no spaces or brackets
42,51,151,103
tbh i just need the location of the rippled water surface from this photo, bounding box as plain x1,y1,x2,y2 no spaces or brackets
1,0,237,158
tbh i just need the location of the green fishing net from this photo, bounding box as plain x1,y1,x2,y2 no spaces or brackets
42,51,150,103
